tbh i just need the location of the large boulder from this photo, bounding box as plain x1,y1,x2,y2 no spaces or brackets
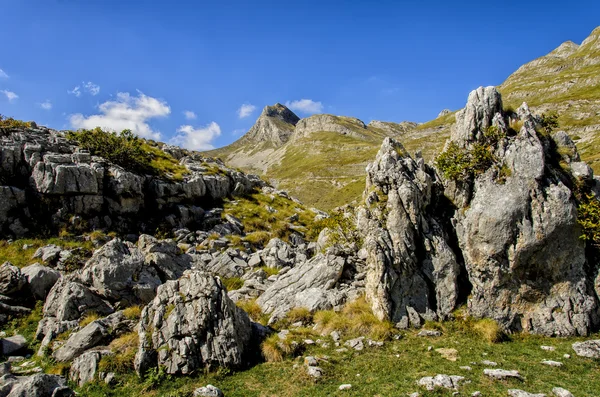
4,373,72,397
69,349,113,387
134,270,253,376
257,253,348,324
137,235,194,281
42,278,113,323
359,138,461,327
79,238,161,304
21,264,61,300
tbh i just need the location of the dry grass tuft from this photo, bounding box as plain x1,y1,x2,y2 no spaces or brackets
123,305,143,320
79,312,101,327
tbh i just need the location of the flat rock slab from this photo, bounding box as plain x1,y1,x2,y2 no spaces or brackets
552,387,574,397
435,348,459,361
418,374,465,391
0,335,27,356
572,339,600,358
483,369,523,380
417,329,442,337
541,360,563,367
193,385,224,397
508,390,546,397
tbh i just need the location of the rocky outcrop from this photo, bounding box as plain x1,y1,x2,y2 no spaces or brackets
359,138,461,327
69,349,113,387
257,248,364,324
79,238,161,305
0,126,263,238
450,88,598,336
293,114,368,141
2,373,73,397
359,86,600,336
134,270,253,376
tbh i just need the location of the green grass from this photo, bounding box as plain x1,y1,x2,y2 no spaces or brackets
73,326,600,397
0,238,95,268
222,190,324,245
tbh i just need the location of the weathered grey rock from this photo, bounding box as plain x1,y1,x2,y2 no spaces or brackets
572,339,600,358
437,109,451,118
0,335,27,356
257,253,346,324
135,270,253,376
5,374,70,397
193,385,224,397
361,138,460,326
508,390,546,397
483,369,522,380
21,264,60,300
552,387,574,397
32,245,62,264
0,263,25,295
306,366,323,379
79,238,161,304
294,114,367,141
344,337,365,351
137,235,194,282
541,360,562,367
42,278,113,323
53,322,109,362
338,384,352,391
69,350,113,387
448,88,598,336
417,374,464,391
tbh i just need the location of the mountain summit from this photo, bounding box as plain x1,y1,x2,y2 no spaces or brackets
241,103,300,146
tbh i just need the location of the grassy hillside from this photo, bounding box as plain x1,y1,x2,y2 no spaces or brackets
206,27,600,210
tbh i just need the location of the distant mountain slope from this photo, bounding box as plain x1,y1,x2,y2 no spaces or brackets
499,26,600,170
207,26,600,209
206,105,417,209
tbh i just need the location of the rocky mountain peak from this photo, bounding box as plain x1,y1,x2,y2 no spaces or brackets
240,103,300,147
260,103,300,124
581,25,600,48
550,40,580,58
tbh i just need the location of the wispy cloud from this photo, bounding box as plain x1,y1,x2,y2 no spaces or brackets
83,81,100,96
285,99,323,114
68,81,100,97
237,103,256,119
171,122,221,151
68,85,81,97
0,68,8,79
40,100,52,110
184,110,197,120
1,90,18,102
69,91,170,139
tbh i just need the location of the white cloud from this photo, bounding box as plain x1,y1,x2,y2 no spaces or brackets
68,85,81,97
0,69,8,78
83,81,100,96
237,103,256,119
1,90,18,102
40,100,52,110
184,110,197,120
171,122,221,151
69,91,170,139
284,99,323,114
68,81,100,97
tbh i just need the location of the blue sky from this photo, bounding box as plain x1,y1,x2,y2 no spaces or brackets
1,0,599,150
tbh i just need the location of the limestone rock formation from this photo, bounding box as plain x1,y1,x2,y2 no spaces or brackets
359,86,600,336
359,138,461,327
257,252,351,324
449,87,598,336
0,126,263,238
134,270,253,376
0,262,26,295
293,114,369,141
21,264,61,300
